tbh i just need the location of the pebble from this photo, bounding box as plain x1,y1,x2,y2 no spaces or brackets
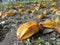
0,21,5,24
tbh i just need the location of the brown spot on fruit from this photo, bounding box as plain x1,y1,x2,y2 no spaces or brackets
55,26,60,34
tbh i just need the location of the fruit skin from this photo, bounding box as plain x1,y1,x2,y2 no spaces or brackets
42,2,47,7
55,11,60,15
33,4,37,7
50,7,58,12
16,21,42,40
37,3,41,7
17,6,23,9
42,19,56,28
43,10,48,15
32,9,37,13
18,8,24,13
55,17,60,26
0,12,2,17
55,26,60,34
11,6,23,10
11,6,17,10
34,6,39,11
26,9,31,14
51,2,57,6
37,14,43,19
5,10,14,17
